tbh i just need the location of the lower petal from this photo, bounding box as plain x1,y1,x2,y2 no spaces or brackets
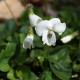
42,30,48,44
42,30,56,46
49,31,56,46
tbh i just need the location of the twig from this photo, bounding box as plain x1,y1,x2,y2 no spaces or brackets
3,0,18,24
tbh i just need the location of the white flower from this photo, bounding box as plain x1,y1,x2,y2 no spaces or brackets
35,18,66,46
23,35,35,49
61,31,78,43
61,35,73,43
29,14,42,27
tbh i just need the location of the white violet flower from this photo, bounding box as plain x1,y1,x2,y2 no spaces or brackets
61,31,78,43
23,35,34,49
35,18,66,46
23,27,35,49
29,8,42,27
61,35,73,43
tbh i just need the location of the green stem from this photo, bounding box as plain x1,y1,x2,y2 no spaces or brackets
28,8,34,16
79,39,80,53
47,46,50,62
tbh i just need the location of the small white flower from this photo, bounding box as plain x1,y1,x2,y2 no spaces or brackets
23,35,35,49
61,31,78,43
35,18,66,46
61,35,73,43
29,14,42,27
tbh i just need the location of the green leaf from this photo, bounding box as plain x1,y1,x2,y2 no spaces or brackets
34,35,44,47
61,28,74,38
0,23,7,39
54,60,71,72
33,7,44,19
7,69,17,80
73,62,80,72
39,70,53,80
14,34,26,63
19,33,26,44
0,24,6,34
49,47,70,63
6,33,19,43
0,19,18,39
49,47,72,80
19,26,29,34
5,19,18,33
30,49,42,58
45,72,53,80
0,43,16,72
16,66,38,80
77,53,80,62
50,63,71,80
0,63,10,72
20,10,30,25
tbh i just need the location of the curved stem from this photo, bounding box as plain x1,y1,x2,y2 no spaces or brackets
47,46,50,62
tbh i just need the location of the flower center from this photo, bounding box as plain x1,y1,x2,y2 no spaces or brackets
50,29,54,31
48,33,52,38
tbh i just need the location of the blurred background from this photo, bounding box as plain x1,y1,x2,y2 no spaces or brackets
0,0,80,80
0,0,80,20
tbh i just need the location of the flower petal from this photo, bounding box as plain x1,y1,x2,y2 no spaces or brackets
49,31,56,46
42,30,56,46
35,20,53,36
42,30,49,44
49,18,61,26
23,36,34,49
29,14,42,27
61,35,72,43
53,23,66,33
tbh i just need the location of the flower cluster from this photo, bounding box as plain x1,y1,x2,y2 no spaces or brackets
23,8,66,49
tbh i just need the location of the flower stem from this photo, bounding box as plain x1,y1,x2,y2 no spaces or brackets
47,46,50,62
79,39,80,53
28,8,34,16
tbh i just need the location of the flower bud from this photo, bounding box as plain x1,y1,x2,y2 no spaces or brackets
61,31,78,43
28,8,42,27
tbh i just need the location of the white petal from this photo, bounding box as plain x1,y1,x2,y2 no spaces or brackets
49,31,56,46
49,18,61,26
61,31,78,43
42,30,49,44
54,23,66,33
29,14,42,27
61,35,72,43
23,36,34,49
42,30,56,46
35,20,53,36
